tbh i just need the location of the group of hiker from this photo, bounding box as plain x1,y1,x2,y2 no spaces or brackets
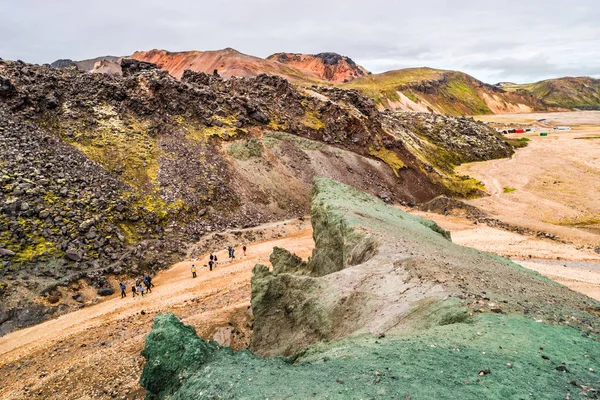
119,275,154,298
190,245,248,278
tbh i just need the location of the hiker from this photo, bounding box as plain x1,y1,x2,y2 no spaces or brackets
191,264,197,278
231,247,235,260
210,253,214,262
131,284,137,297
138,282,145,297
147,274,154,288
227,246,232,260
213,254,218,268
144,275,152,293
120,282,126,298
209,260,213,271
243,245,247,257
443,207,449,216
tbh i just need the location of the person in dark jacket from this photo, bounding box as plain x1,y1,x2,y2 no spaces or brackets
144,275,152,293
131,285,137,297
120,282,127,298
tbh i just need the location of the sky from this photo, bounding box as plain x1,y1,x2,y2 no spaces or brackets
1,0,599,83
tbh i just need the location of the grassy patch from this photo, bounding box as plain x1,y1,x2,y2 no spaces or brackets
443,176,485,198
228,138,264,160
503,187,517,193
505,137,530,148
263,131,326,150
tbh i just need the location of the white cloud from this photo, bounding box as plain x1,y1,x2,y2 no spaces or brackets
1,0,599,83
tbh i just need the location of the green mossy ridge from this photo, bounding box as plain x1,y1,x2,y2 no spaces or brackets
141,312,600,399
502,78,600,109
439,78,492,115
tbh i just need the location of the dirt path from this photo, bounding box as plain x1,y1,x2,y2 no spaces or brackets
0,219,314,400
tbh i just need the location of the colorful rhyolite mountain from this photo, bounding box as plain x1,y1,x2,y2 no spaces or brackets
52,48,600,115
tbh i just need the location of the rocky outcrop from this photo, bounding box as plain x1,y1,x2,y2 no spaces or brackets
141,179,600,399
267,52,369,82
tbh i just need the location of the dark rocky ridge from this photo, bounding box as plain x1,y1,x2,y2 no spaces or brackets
0,58,512,334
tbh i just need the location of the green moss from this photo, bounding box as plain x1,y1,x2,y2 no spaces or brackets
368,147,406,176
57,110,160,190
263,131,326,150
14,237,60,262
301,110,326,130
503,187,517,193
443,177,485,198
43,191,59,204
227,138,264,160
505,137,530,148
117,222,138,245
403,90,420,103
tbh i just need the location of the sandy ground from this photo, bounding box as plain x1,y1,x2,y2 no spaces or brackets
0,219,314,400
453,111,600,300
459,111,600,245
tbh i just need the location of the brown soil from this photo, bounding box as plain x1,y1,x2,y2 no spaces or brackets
0,219,314,400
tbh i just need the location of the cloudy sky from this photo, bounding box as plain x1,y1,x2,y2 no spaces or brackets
2,0,598,83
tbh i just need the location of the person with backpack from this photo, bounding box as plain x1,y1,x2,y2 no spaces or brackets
138,282,145,297
210,253,214,263
231,247,235,260
213,254,218,268
243,245,247,257
191,264,197,278
131,284,137,297
119,282,126,298
208,260,213,271
147,274,154,288
144,275,152,293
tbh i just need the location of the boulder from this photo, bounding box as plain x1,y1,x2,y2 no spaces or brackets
97,287,114,296
64,249,82,262
0,248,15,257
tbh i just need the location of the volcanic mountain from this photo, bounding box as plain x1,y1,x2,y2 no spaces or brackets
128,48,324,83
266,52,369,83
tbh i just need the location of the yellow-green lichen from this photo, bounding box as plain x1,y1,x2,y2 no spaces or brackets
301,110,326,130
369,147,406,177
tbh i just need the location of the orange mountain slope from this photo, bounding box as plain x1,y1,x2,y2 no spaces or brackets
129,48,323,84
267,52,369,83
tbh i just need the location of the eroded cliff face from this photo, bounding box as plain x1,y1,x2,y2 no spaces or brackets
267,52,369,83
140,179,600,400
